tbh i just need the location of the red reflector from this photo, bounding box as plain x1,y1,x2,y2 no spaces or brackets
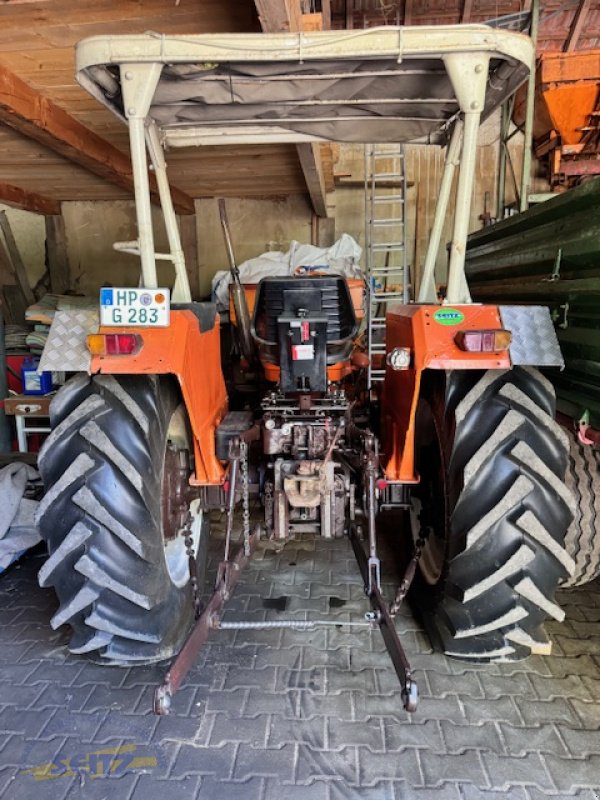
376,479,388,491
300,320,310,343
454,329,512,353
105,334,141,355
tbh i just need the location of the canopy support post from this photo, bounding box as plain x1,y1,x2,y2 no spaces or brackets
120,63,163,291
146,122,192,302
418,119,463,303
443,53,489,304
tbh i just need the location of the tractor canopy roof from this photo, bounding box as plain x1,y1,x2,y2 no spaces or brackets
76,25,533,147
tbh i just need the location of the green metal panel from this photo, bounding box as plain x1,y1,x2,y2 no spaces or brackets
465,176,600,428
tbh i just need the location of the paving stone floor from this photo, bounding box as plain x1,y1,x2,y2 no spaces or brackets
0,517,599,800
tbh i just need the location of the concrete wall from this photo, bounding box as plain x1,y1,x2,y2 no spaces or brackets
61,201,171,295
195,195,313,297
0,205,46,289
57,194,313,299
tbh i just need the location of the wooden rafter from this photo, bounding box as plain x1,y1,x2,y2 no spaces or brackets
565,0,591,52
297,143,328,217
0,65,195,214
461,0,473,24
253,0,333,218
321,0,332,30
254,0,302,33
0,181,60,216
345,0,354,29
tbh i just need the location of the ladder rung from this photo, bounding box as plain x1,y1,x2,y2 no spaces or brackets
370,152,404,159
372,195,404,204
372,292,404,300
371,267,405,274
368,218,405,226
371,242,405,251
369,172,404,179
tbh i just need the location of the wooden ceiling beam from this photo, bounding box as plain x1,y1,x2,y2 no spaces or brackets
0,65,195,214
461,0,473,24
253,0,302,33
0,181,60,215
345,0,354,29
297,143,329,217
253,0,333,218
565,0,591,52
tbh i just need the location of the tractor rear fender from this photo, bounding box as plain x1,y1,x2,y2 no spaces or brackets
91,309,227,485
40,307,227,485
382,304,563,482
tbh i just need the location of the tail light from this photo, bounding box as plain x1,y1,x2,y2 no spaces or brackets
454,329,512,353
87,334,142,356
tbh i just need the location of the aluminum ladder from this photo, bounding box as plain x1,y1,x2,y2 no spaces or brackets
364,144,408,387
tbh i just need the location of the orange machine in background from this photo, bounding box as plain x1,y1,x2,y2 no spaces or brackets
515,50,600,185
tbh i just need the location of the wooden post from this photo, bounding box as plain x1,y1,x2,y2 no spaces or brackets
0,209,34,305
45,214,71,294
312,214,335,248
179,214,200,300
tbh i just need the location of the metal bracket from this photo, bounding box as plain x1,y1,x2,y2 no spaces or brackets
120,62,162,121
544,248,562,283
577,412,600,446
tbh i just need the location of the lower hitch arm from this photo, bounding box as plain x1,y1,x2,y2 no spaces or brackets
349,523,419,713
154,522,259,715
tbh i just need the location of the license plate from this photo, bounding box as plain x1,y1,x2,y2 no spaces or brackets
99,288,170,327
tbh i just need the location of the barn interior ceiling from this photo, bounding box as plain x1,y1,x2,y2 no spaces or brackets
0,0,596,217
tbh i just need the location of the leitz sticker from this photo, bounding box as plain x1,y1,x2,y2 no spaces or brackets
433,308,465,326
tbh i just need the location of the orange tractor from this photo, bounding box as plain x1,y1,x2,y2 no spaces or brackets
36,26,575,714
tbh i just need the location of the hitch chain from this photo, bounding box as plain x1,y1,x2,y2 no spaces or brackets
390,531,428,617
240,439,251,556
184,510,201,617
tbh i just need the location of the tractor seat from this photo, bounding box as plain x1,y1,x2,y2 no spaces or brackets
251,276,358,368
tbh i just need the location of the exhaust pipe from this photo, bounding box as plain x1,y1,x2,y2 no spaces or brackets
217,199,255,364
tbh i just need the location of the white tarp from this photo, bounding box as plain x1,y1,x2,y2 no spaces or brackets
212,233,364,310
0,463,41,571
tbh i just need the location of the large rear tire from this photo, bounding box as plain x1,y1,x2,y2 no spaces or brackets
36,374,208,665
561,433,600,587
411,367,575,661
